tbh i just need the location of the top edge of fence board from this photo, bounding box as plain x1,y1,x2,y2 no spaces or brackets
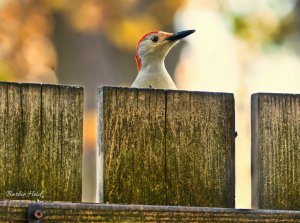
252,92,300,97
0,81,84,89
98,85,234,96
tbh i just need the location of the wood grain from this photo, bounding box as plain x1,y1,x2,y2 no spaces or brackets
0,83,21,199
252,93,300,210
98,87,166,205
0,82,83,202
165,91,235,207
98,86,235,207
1,200,300,222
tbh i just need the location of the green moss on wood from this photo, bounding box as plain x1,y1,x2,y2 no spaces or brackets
252,93,300,210
0,82,83,202
98,86,235,207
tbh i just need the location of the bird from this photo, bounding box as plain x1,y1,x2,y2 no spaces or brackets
131,29,195,90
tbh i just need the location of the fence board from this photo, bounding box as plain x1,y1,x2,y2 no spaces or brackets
98,86,235,207
0,82,84,202
0,84,5,199
1,201,300,222
1,83,21,199
19,84,42,196
98,87,166,205
165,91,235,206
252,93,300,209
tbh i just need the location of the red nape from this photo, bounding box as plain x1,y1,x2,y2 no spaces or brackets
135,31,159,72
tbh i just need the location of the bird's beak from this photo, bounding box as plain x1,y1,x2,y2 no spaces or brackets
165,29,195,42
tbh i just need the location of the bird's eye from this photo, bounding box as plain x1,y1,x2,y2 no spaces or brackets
151,35,159,42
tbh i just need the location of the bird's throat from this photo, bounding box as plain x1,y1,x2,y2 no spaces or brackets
138,57,166,74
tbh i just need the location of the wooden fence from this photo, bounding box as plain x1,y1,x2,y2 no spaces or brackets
252,93,300,210
0,83,300,222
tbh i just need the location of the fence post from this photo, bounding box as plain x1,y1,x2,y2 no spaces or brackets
0,82,84,202
252,93,300,210
97,86,235,207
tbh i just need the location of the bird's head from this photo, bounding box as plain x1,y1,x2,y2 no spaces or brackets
135,29,195,71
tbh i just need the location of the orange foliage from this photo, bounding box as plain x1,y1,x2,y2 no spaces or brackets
0,0,185,82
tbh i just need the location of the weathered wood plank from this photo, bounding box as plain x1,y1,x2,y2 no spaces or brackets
2,83,21,199
0,82,84,202
166,91,235,207
19,84,42,196
59,86,83,201
98,87,166,205
98,86,235,207
252,93,300,210
41,85,61,201
0,83,5,199
1,201,300,222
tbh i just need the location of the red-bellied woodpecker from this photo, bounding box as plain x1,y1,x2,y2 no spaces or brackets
131,29,195,90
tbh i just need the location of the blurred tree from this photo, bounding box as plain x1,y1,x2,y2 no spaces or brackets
0,0,185,84
0,1,56,82
224,0,297,45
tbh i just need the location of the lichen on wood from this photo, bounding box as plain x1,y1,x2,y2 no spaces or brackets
252,93,300,210
98,86,235,207
0,82,83,202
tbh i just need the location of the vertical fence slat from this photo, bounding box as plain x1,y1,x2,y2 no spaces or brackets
98,87,166,205
98,86,235,207
19,84,42,195
4,83,21,198
252,93,300,210
41,85,60,201
0,82,83,202
165,91,235,207
59,86,84,200
0,84,5,199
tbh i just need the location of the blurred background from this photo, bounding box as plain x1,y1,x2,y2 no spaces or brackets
1,0,299,208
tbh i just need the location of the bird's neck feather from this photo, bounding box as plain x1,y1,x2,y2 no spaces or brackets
139,58,167,76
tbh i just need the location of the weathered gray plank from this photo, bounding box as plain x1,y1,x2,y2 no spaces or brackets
1,201,300,222
252,93,300,210
98,86,235,207
19,84,42,195
166,91,235,207
0,82,84,202
59,86,83,201
41,85,61,201
98,87,166,205
3,83,21,199
0,83,5,199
